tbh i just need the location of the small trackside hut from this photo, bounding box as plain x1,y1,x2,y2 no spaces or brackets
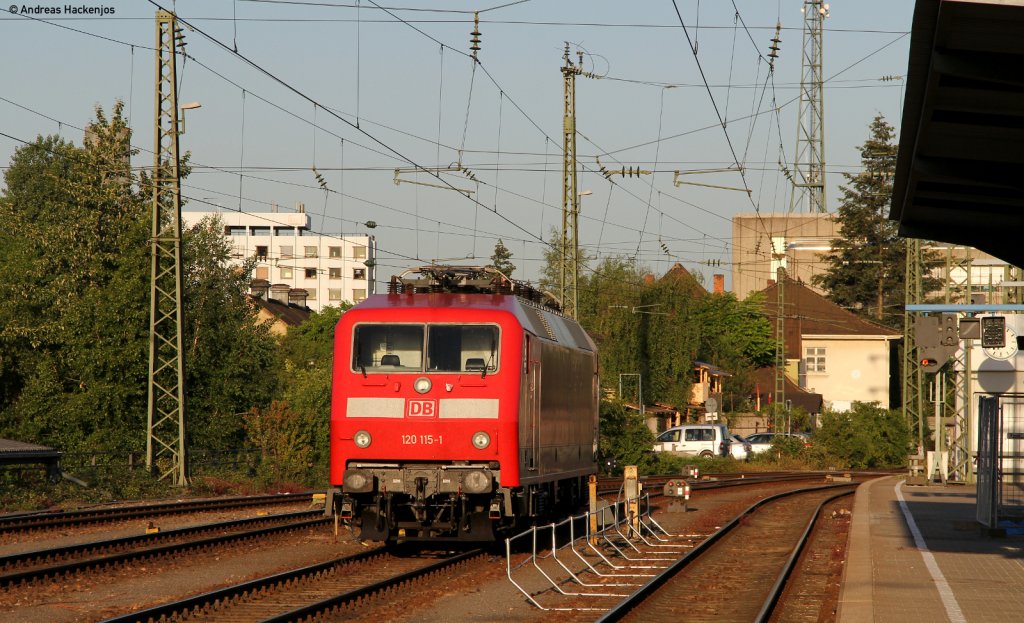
327,266,599,542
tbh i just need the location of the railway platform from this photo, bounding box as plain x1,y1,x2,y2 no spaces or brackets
838,475,1024,622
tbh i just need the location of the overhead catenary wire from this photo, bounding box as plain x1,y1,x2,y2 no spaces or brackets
6,4,913,288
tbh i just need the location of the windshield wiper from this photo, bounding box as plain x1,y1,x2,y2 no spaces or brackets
360,364,367,378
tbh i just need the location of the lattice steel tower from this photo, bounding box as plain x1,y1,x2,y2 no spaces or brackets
789,1,829,213
147,10,188,485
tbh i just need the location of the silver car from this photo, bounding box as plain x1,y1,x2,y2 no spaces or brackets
730,434,752,460
746,432,811,455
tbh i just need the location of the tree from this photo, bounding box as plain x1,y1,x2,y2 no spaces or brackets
577,257,645,390
278,305,350,475
0,103,280,466
488,239,515,278
814,402,911,468
812,115,938,328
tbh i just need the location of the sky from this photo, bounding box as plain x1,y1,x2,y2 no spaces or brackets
0,0,916,293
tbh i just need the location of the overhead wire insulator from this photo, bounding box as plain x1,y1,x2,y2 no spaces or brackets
768,22,781,68
312,167,329,191
470,11,481,59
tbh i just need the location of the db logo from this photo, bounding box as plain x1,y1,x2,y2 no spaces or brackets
407,400,437,417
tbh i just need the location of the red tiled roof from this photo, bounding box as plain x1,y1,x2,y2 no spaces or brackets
761,278,901,340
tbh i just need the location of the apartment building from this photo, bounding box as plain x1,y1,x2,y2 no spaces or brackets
182,210,376,312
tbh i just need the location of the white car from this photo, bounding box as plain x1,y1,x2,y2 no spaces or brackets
652,424,732,458
730,434,752,460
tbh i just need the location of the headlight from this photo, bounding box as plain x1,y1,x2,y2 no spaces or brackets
414,377,432,394
343,469,372,492
353,430,372,448
462,470,492,494
472,431,491,450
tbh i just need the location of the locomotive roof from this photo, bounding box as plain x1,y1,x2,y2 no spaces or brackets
349,293,595,352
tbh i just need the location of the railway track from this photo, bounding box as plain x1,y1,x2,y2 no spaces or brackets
594,483,856,622
0,493,316,533
0,510,328,588
598,470,852,497
99,546,485,623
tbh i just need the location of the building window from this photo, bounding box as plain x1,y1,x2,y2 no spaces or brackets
353,245,366,260
304,246,318,258
805,347,826,373
274,226,293,236
305,268,318,279
352,288,367,303
306,288,316,300
329,289,343,301
254,267,269,280
353,268,366,280
281,266,293,279
329,246,342,258
329,267,342,279
226,225,247,236
251,226,271,236
255,246,268,261
280,245,293,259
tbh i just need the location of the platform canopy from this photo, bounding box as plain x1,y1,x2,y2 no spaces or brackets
891,0,1024,265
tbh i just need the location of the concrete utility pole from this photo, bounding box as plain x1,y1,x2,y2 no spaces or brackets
147,10,188,485
789,1,828,213
560,44,582,318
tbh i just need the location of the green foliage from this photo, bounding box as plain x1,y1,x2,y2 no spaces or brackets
488,238,516,278
577,257,645,391
537,235,773,409
0,103,280,470
182,215,282,452
812,115,941,328
279,305,348,369
243,400,314,485
598,400,656,474
277,305,349,477
814,402,912,468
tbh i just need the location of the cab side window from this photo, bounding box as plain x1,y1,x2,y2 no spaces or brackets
684,429,699,442
658,430,680,443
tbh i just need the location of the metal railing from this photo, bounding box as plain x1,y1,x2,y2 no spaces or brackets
505,492,692,611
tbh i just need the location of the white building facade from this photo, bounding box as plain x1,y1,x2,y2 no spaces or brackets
182,210,376,312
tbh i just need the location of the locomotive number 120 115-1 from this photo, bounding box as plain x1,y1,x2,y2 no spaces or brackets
402,434,443,445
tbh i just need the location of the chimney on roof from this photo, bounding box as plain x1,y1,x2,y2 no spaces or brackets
269,284,290,304
713,274,725,294
250,279,270,300
296,202,305,214
288,288,309,307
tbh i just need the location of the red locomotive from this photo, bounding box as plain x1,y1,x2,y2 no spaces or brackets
327,266,599,542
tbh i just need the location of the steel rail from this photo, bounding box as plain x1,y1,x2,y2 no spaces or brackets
0,509,323,574
0,492,315,532
98,547,484,623
0,513,329,588
594,482,857,622
755,489,855,622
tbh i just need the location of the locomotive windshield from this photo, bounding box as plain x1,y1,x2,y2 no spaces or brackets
351,324,499,373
